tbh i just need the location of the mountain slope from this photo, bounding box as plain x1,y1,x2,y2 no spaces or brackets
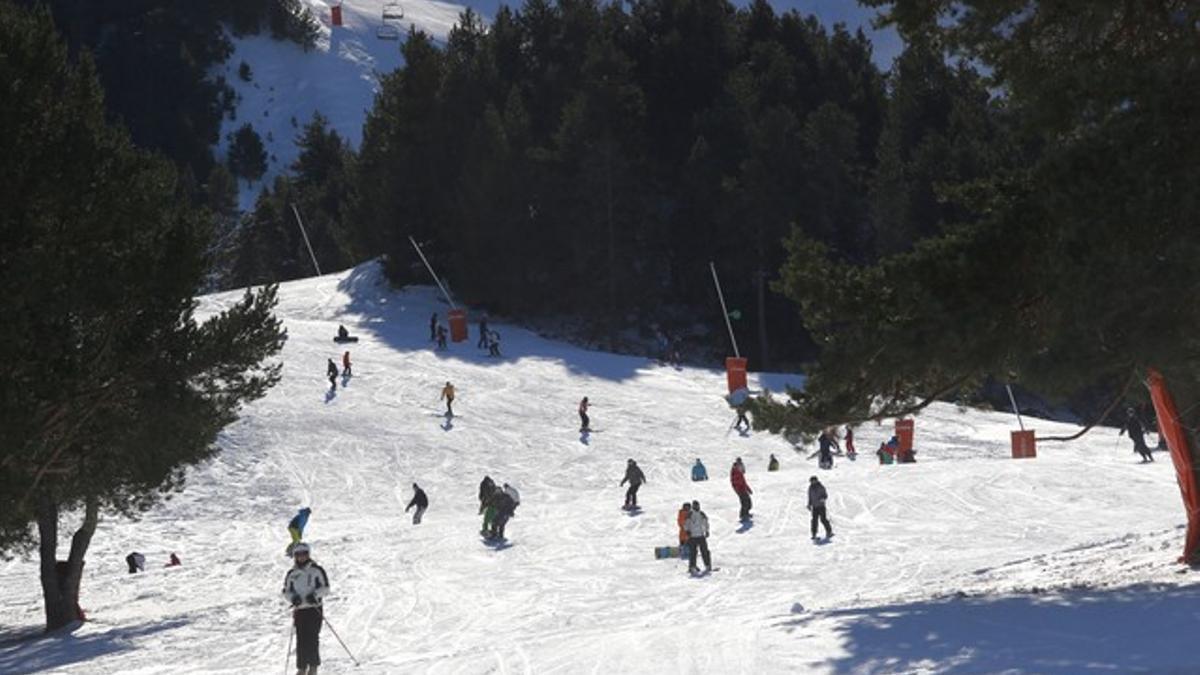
0,263,1193,674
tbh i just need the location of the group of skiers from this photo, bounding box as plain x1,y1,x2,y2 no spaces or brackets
428,313,501,356
124,551,181,573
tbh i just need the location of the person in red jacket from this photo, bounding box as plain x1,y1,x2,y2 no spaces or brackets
342,350,352,377
730,457,753,521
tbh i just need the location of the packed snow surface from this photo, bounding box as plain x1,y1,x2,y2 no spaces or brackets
2,263,1196,674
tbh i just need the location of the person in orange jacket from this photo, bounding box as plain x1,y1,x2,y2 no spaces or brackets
677,502,691,547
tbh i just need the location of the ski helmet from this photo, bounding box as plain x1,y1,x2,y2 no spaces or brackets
292,543,311,555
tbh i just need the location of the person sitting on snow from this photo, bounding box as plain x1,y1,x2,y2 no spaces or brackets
768,454,780,471
692,458,708,482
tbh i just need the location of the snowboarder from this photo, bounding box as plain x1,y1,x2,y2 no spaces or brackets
809,429,839,469
342,351,352,377
287,507,312,555
337,324,349,340
620,459,647,509
487,330,501,357
1120,408,1154,462
125,551,145,574
477,316,489,349
685,500,712,574
677,502,691,547
405,483,428,524
436,324,448,350
844,425,857,460
429,313,438,342
579,397,591,432
730,458,753,521
808,476,833,540
326,359,338,391
768,454,779,471
692,458,708,482
166,553,181,567
282,543,329,675
440,382,456,417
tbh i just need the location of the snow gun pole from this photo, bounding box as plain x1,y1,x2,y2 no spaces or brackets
409,235,457,309
709,262,740,358
1005,384,1025,431
322,614,360,666
284,624,294,675
290,204,322,277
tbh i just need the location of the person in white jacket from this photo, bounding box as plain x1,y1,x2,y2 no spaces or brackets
282,543,330,675
684,500,712,574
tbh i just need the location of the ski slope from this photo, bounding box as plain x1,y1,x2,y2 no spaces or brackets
1,262,1196,674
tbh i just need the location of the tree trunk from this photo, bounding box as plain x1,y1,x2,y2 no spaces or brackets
37,492,97,632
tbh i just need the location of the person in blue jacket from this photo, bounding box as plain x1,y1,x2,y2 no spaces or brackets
691,458,708,482
287,507,311,555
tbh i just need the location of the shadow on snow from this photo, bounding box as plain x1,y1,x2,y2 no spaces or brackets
0,618,188,675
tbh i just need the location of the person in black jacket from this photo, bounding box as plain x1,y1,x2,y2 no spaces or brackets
477,316,489,349
808,476,833,540
405,483,429,524
490,489,517,540
326,359,338,391
620,459,647,509
478,476,495,506
1120,408,1154,462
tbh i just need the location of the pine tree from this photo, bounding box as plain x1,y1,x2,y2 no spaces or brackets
227,123,268,184
0,3,286,630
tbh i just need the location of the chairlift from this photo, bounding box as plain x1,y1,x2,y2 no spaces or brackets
377,1,404,40
382,1,405,20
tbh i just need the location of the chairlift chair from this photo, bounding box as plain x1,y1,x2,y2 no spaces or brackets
377,1,404,40
382,1,404,20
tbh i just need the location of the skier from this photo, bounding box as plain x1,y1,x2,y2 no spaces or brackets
326,359,338,391
342,351,352,377
677,502,691,548
436,324,448,350
487,330,501,357
734,402,751,432
429,313,438,342
282,543,329,675
478,475,495,507
479,485,499,537
492,484,520,540
1119,408,1154,462
287,507,312,555
405,483,429,524
692,458,708,482
809,429,839,469
578,397,591,432
768,454,779,471
125,551,145,574
440,381,456,417
684,500,712,574
730,458,753,521
477,316,489,349
620,459,647,510
844,425,857,460
808,476,833,540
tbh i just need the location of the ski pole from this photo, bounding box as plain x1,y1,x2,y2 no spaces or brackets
284,623,294,675
322,614,360,666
